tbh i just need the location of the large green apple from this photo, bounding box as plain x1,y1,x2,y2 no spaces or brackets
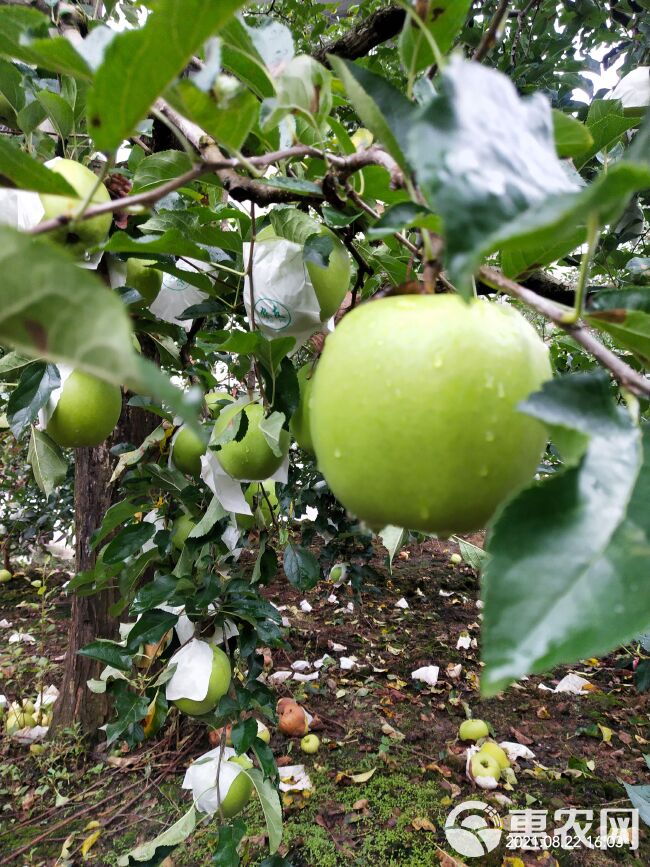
215,403,289,481
221,754,254,818
126,258,162,306
459,718,490,741
0,569,12,583
205,390,235,419
46,370,122,448
173,645,231,716
290,364,315,454
239,480,278,531
479,741,510,770
39,159,112,256
310,295,551,535
257,221,350,321
171,426,206,477
470,750,501,782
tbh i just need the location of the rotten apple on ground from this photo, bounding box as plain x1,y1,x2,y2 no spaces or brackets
310,295,551,535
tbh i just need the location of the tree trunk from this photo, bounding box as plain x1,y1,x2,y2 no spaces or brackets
51,387,159,734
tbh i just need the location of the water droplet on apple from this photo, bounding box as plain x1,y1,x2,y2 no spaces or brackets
497,382,506,398
420,506,430,520
479,466,489,477
485,431,495,442
333,448,342,459
433,357,443,369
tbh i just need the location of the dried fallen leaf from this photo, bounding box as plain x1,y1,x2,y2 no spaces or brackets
411,816,437,832
352,798,369,810
81,829,101,859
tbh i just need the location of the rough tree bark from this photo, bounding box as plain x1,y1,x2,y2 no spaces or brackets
313,4,405,65
51,378,159,734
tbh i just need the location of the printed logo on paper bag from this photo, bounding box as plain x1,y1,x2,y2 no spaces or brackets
255,298,292,330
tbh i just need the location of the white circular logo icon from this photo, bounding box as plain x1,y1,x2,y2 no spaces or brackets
445,800,503,858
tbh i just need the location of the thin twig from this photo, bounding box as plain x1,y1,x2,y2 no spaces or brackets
473,0,510,62
479,265,650,399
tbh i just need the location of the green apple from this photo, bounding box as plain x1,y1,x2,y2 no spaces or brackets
205,390,235,419
449,553,462,566
239,481,278,531
215,403,289,481
171,426,206,478
257,221,350,321
22,700,35,714
221,754,254,818
290,364,315,454
310,295,551,534
471,750,501,782
171,513,196,551
256,720,271,744
126,258,162,306
459,719,490,741
5,709,32,734
39,158,112,256
300,734,320,754
29,743,46,756
46,370,122,448
0,569,12,583
174,645,231,716
478,741,510,770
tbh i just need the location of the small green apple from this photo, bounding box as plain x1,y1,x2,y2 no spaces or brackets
46,370,122,448
0,569,12,583
39,158,112,256
471,750,501,782
449,553,462,566
205,391,235,419
171,426,206,478
300,734,320,754
290,364,315,454
220,754,254,818
239,481,278,531
310,295,551,534
173,645,231,717
479,741,510,770
29,743,46,756
126,258,163,306
214,403,289,481
459,719,490,742
171,514,196,551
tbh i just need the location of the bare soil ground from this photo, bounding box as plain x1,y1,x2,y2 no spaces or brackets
1,538,648,866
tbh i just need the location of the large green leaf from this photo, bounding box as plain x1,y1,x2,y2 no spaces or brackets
27,427,67,497
131,151,194,194
481,373,647,696
220,18,275,99
575,99,639,169
0,138,76,194
0,227,202,433
0,7,92,79
7,361,59,438
398,0,472,73
328,56,414,174
587,288,650,366
240,767,282,854
117,806,197,867
552,109,594,158
87,0,246,150
167,78,258,152
408,58,650,292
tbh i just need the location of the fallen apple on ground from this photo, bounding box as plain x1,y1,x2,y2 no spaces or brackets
459,719,490,741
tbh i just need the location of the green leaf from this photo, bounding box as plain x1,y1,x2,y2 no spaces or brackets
125,609,178,653
167,78,258,152
27,427,67,497
87,0,246,150
552,109,594,158
231,717,258,754
481,373,645,696
104,682,150,747
117,807,197,867
379,525,406,572
367,201,437,240
189,495,227,538
131,575,185,617
398,0,472,73
329,56,413,174
0,7,92,79
0,351,32,377
102,523,157,565
0,58,25,117
220,18,275,99
0,138,76,194
131,151,193,194
78,639,132,671
586,289,650,366
91,500,146,550
212,819,247,867
575,99,639,169
303,232,334,269
7,362,59,438
240,767,282,854
283,543,320,590
623,783,650,827
37,90,74,140
259,411,286,458
103,230,209,261
262,176,322,196
453,536,489,572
